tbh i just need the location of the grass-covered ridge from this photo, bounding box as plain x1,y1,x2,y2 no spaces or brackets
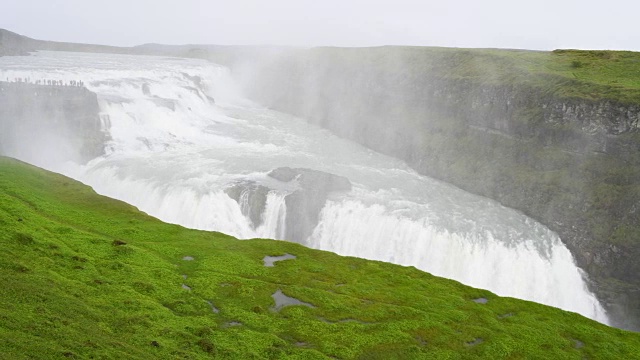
293,46,640,105
1,157,639,359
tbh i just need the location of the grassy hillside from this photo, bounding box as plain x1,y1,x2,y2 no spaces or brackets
267,46,640,105
1,157,640,359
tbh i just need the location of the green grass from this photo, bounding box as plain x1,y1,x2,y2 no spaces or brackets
267,46,640,105
1,156,639,359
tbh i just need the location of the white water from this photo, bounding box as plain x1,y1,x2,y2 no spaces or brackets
0,51,609,324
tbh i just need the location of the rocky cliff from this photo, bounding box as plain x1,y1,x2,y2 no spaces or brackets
235,47,640,331
0,81,107,164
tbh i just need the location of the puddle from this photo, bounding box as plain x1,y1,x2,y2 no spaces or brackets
466,338,483,347
181,284,191,291
271,289,315,311
263,253,296,267
182,256,194,261
472,298,488,304
206,300,220,314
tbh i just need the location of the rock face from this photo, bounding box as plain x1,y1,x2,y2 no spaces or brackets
225,168,352,242
0,81,107,164
237,50,640,331
268,167,352,242
225,181,270,229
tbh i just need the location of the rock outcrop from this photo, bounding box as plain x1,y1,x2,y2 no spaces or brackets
225,168,352,242
0,81,107,164
268,167,352,242
225,181,271,229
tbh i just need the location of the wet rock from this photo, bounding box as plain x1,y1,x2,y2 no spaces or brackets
225,181,270,229
268,167,351,192
268,167,352,242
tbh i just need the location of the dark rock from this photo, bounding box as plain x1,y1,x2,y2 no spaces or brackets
268,167,351,242
268,167,352,192
225,181,270,229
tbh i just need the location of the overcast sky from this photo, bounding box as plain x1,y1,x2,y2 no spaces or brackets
2,0,639,51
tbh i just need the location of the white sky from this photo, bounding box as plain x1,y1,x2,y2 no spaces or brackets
2,0,639,51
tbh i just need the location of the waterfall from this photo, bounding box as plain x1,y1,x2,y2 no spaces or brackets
256,192,288,240
0,50,610,325
308,199,609,323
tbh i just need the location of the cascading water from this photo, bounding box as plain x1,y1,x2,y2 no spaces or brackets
256,192,288,240
0,51,609,324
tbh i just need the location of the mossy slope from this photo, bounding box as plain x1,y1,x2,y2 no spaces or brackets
1,157,639,359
